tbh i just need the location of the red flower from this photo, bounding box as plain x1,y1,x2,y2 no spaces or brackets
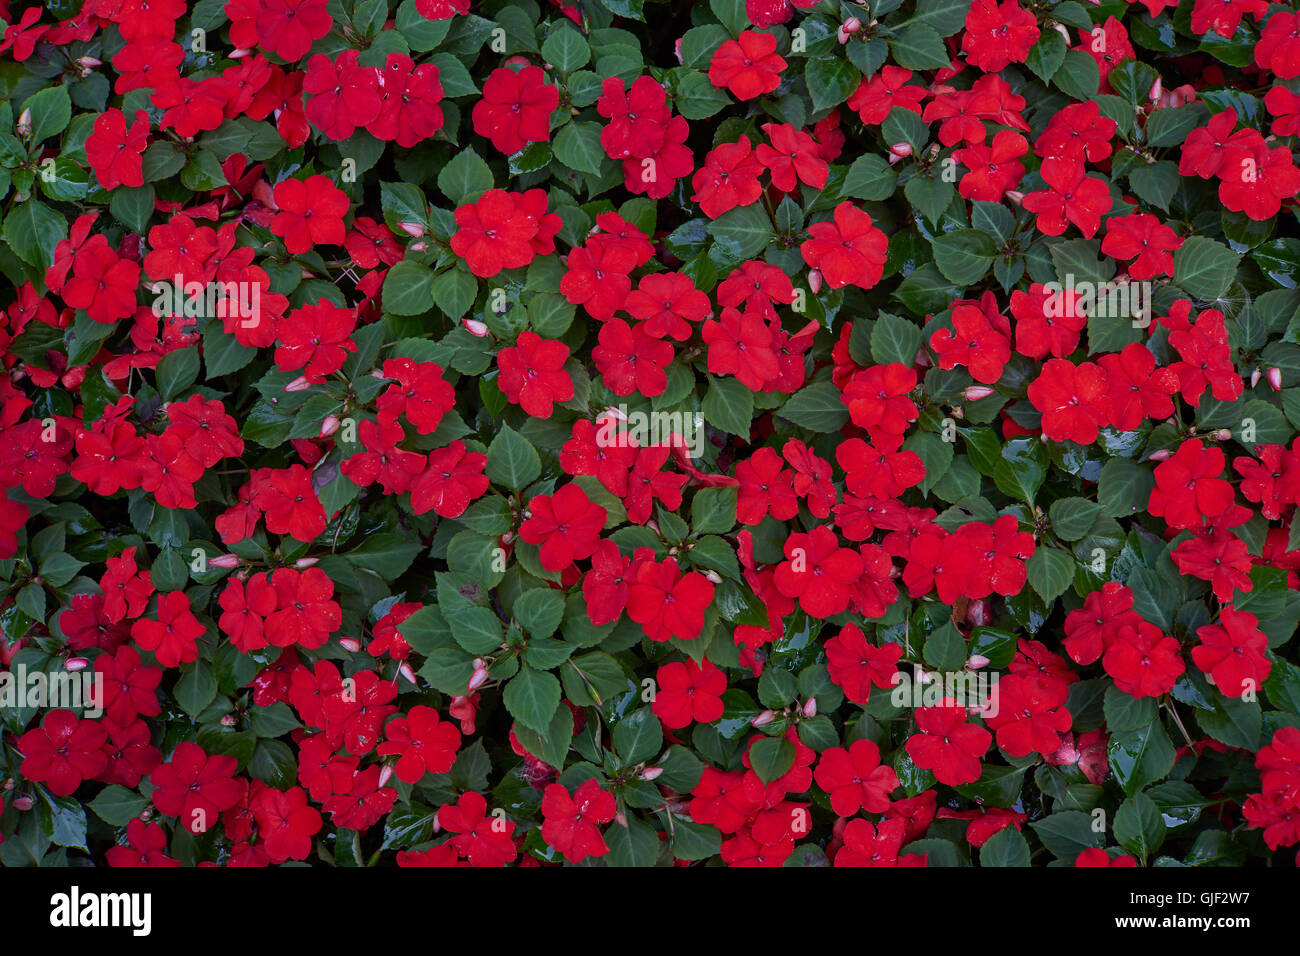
85,109,150,190
519,483,607,572
834,818,922,867
377,706,462,783
962,0,1039,71
61,237,141,324
651,658,727,728
847,66,928,125
1218,133,1300,222
800,201,888,290
1172,528,1253,602
1103,621,1186,698
271,174,350,254
131,591,204,668
452,190,559,278
165,394,244,469
955,129,1027,201
377,358,456,434
1021,158,1112,238
701,307,780,392
756,122,828,191
251,786,323,863
218,573,278,652
266,567,342,649
1027,358,1108,445
105,818,181,867
692,137,765,219
437,791,517,866
17,710,108,797
252,464,327,541
929,295,1012,384
774,526,864,619
372,53,446,147
841,363,918,442
411,440,490,518
626,552,715,641
226,0,331,59
1010,281,1086,359
97,644,162,725
905,702,993,786
1101,212,1184,279
814,740,899,815
472,65,559,155
1076,848,1138,867
624,272,712,341
1098,343,1179,432
593,318,675,396
1193,608,1271,698
1256,11,1300,79
541,779,617,863
1148,440,1234,530
708,30,786,101
985,675,1073,757
303,50,382,141
1035,100,1117,164
1180,109,1240,179
150,742,243,833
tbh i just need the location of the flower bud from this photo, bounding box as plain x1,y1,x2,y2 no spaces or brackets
836,25,851,43
843,17,862,33
12,795,33,811
320,415,340,438
1214,429,1232,442
887,142,912,165
751,710,776,727
802,697,817,718
468,666,490,691
703,569,722,584
808,269,822,295
65,657,90,672
398,221,425,237
294,557,319,569
220,714,237,727
963,385,995,401
641,766,664,781
409,240,428,253
399,662,417,684
229,47,252,59
1268,367,1282,391
1005,190,1025,205
1148,448,1173,461
16,109,32,137
209,554,240,569
339,637,362,653
378,764,395,788
462,317,489,337
967,654,990,670
283,375,312,392
1251,368,1262,388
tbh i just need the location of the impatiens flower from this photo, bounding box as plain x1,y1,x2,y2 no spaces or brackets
593,318,675,396
1021,158,1113,239
131,591,204,668
253,465,327,541
928,295,1012,384
1256,11,1300,79
692,137,765,219
451,188,561,278
701,307,780,393
377,706,462,783
962,0,1039,72
1101,213,1184,279
1027,358,1109,445
834,818,923,867
1193,608,1271,698
1180,109,1240,179
251,786,323,864
1172,528,1253,602
149,742,242,833
984,675,1073,758
1103,621,1186,698
955,129,1028,201
497,330,574,418
541,779,617,863
842,363,918,442
814,740,899,815
1098,343,1179,432
624,272,712,341
1035,100,1117,164
372,53,446,148
755,122,828,191
773,526,864,619
226,0,332,61
1148,441,1235,530
271,174,350,254
905,702,993,786
1076,848,1138,867
626,552,715,642
708,30,786,101
85,109,150,190
411,440,489,518
1218,132,1300,222
652,658,727,729
1010,281,1086,360
846,66,928,125
17,710,108,797
472,65,559,155
266,567,342,649
518,483,607,572
303,50,382,141
800,201,888,290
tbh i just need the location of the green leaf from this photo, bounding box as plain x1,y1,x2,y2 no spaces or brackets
552,121,605,174
1053,49,1100,101
1026,547,1075,603
89,785,149,826
612,706,662,765
22,85,72,143
1030,811,1102,861
748,735,796,785
1173,237,1241,301
980,826,1031,867
1025,29,1067,82
437,148,493,205
804,58,861,111
702,375,754,437
691,486,737,534
514,588,565,638
933,229,997,286
778,380,849,433
675,70,731,119
1098,458,1155,517
382,260,436,315
3,199,67,268
872,311,924,366
485,425,541,490
708,203,773,260
345,533,422,579
542,23,590,71
1109,719,1176,796
1049,497,1103,541
1114,793,1165,861
156,347,200,401
503,666,562,735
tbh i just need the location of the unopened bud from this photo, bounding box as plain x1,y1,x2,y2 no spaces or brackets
843,17,861,33
1149,77,1162,103
1148,448,1173,461
339,637,362,653
1214,429,1232,442
12,795,33,811
398,221,425,237
1268,367,1282,391
641,766,664,781
209,554,240,569
229,47,253,59
320,415,340,438
808,269,822,295
967,654,990,670
1005,190,1024,205
963,385,995,401
468,666,489,691
378,764,395,788
16,109,32,137
751,709,776,727
220,714,237,727
294,557,319,568
65,657,90,672
409,240,428,253
888,142,912,165
802,698,817,718
284,375,312,392
462,318,489,337
702,570,722,584
1251,368,1262,388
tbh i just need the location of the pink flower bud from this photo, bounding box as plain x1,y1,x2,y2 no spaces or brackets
16,109,32,137
398,221,425,237
802,698,817,718
65,657,90,672
888,142,912,165
967,654,991,670
1268,367,1282,391
1005,190,1025,205
751,710,776,727
641,766,664,781
965,598,992,627
963,385,996,401
843,16,861,33
378,764,395,788
209,554,240,569
220,714,237,727
409,240,428,253
1148,77,1162,103
339,637,362,653
77,56,102,69
674,37,683,65
1148,448,1173,461
808,269,822,295
399,663,417,684
12,795,33,811
1251,368,1262,388
703,570,722,584
229,47,252,59
294,557,319,569
320,415,340,438
283,375,312,392
1214,429,1232,442
836,25,851,43
462,318,489,337
468,666,489,691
